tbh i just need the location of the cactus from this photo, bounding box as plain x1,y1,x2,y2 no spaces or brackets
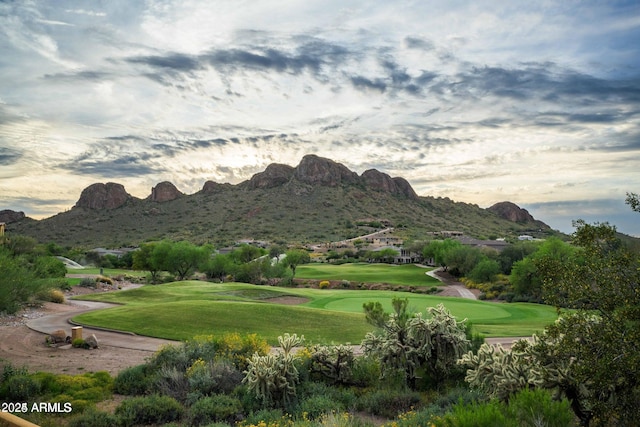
243,333,304,406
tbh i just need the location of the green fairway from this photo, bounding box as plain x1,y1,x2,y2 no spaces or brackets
296,263,440,286
72,282,557,344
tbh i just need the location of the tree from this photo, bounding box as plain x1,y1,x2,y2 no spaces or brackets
165,241,211,280
626,191,639,212
533,219,640,426
283,249,310,279
133,242,165,284
0,247,53,314
200,254,232,282
422,239,462,270
468,258,500,283
362,298,470,389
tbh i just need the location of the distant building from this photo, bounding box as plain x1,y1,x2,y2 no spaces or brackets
518,235,534,241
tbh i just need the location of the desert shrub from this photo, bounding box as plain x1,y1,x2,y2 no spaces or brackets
95,275,113,285
43,288,66,303
113,364,153,395
309,344,355,385
79,278,96,288
72,338,88,349
318,280,330,289
506,388,575,427
67,409,119,427
297,394,344,420
441,399,508,427
115,394,184,426
155,366,190,402
186,358,243,397
187,394,242,426
0,374,41,400
1,363,28,381
357,389,422,419
350,355,380,388
240,408,285,426
55,278,73,291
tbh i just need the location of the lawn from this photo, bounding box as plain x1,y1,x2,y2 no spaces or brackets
73,282,558,344
296,263,440,287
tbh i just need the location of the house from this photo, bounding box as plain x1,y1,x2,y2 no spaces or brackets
518,235,534,241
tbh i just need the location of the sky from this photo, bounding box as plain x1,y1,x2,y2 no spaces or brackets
1,1,639,237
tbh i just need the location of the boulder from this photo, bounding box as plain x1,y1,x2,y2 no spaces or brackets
487,201,536,223
0,209,26,223
85,334,99,349
247,163,294,189
148,181,183,202
48,329,69,344
293,154,359,187
75,182,132,210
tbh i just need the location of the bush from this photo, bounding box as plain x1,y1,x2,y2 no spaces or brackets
186,359,243,397
68,409,119,427
187,394,242,426
43,288,66,303
358,389,422,419
79,278,96,288
72,338,88,349
297,394,344,419
0,375,41,400
115,394,184,426
506,389,574,427
113,364,153,395
95,276,113,285
319,280,330,289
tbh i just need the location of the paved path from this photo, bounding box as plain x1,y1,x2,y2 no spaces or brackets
27,299,177,352
425,267,477,299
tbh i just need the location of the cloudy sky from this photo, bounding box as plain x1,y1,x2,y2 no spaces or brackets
1,1,639,236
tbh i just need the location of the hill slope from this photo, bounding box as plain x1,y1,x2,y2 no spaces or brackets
6,155,555,247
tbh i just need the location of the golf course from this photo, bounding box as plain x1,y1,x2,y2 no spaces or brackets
72,278,558,345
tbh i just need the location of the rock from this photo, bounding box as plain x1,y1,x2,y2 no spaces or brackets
360,170,419,200
201,181,233,193
293,154,359,187
392,177,419,200
85,334,99,349
48,329,69,344
75,183,132,209
148,181,183,202
247,163,295,189
0,209,26,223
488,201,536,223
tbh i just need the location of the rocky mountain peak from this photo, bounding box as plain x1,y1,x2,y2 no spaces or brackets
201,181,233,193
149,181,183,202
293,154,359,187
488,201,536,223
247,163,295,189
0,209,26,223
75,182,132,210
361,169,418,200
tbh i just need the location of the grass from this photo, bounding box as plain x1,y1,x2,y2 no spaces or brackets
296,263,441,286
72,282,558,344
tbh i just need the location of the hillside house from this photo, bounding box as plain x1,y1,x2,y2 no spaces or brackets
369,246,423,264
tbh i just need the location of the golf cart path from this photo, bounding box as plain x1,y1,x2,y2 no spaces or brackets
26,299,178,352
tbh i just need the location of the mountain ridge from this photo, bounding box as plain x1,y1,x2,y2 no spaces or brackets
5,155,556,247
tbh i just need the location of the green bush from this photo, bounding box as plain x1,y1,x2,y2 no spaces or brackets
115,394,184,425
79,278,96,288
357,389,422,419
113,364,153,395
186,359,243,397
72,338,88,349
67,409,119,427
187,394,242,426
318,280,330,289
297,395,344,419
241,408,284,426
506,389,575,427
0,374,41,400
350,356,380,388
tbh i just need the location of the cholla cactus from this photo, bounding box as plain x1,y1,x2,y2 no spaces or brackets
243,333,304,406
310,344,355,385
362,303,470,388
458,339,539,401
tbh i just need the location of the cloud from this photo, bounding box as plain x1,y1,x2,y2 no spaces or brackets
0,147,22,165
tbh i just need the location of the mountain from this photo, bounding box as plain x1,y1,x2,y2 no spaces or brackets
6,155,556,247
